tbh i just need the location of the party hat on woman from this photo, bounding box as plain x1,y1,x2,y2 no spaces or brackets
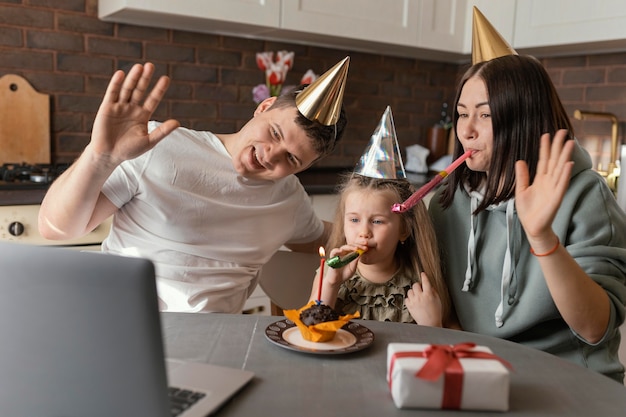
295,56,350,126
353,106,406,179
472,6,517,64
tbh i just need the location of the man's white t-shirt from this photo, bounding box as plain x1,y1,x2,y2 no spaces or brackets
101,123,324,313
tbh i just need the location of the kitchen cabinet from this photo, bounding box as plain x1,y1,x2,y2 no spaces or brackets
99,0,423,47
274,0,434,60
280,0,421,48
99,0,626,62
99,0,447,60
417,0,467,53
98,0,281,37
97,0,495,61
280,0,506,53
279,0,516,57
429,0,626,56
418,0,515,54
513,0,626,53
459,0,516,53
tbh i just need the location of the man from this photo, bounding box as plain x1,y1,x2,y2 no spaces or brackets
39,58,349,313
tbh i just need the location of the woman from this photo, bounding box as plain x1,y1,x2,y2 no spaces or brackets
429,54,626,382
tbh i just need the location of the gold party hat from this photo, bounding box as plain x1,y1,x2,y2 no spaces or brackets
353,106,406,179
295,56,349,126
472,6,517,65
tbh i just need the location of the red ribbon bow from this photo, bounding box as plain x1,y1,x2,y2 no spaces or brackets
388,343,512,409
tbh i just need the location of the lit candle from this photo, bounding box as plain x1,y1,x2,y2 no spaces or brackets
317,246,325,304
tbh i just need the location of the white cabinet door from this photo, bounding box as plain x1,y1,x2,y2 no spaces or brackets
417,0,468,53
417,0,515,54
514,0,626,49
99,0,281,36
280,0,421,47
461,0,516,54
98,0,626,61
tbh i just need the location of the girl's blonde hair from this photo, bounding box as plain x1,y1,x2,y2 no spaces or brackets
328,174,451,323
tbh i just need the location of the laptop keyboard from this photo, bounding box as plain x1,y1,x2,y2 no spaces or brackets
169,386,207,416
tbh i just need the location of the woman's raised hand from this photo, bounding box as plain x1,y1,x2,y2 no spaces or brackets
514,129,574,251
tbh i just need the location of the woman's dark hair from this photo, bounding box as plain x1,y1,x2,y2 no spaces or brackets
440,55,574,213
270,84,348,159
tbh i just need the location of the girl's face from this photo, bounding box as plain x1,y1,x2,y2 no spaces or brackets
343,188,406,266
456,76,494,173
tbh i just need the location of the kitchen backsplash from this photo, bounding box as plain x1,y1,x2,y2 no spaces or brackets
1,1,624,173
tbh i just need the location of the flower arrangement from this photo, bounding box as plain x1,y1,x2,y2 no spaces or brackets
252,50,318,104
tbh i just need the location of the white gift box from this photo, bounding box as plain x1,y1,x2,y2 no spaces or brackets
387,343,510,411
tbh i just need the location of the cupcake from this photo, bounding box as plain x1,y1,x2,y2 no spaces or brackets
284,300,359,343
299,303,340,325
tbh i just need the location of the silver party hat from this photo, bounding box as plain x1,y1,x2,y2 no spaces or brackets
353,106,406,179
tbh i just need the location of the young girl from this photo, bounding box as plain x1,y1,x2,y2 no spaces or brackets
309,173,451,326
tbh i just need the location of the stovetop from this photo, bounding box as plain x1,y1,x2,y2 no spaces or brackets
0,163,70,206
0,162,69,189
0,162,113,245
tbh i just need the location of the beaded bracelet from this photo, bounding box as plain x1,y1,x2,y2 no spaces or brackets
530,237,560,257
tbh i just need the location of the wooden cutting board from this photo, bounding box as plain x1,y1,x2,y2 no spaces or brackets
0,74,51,164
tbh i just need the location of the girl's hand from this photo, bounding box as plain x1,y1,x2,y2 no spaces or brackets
405,272,443,327
311,244,363,307
325,244,364,285
514,129,574,251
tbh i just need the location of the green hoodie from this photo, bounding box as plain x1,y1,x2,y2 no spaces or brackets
429,141,626,383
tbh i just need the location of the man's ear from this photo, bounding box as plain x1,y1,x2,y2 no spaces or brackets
253,96,277,116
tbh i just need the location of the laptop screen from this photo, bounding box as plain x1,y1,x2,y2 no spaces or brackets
0,242,171,417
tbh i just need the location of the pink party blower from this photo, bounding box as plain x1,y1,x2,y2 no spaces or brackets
392,150,473,213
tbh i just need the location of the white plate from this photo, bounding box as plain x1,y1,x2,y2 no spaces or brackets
264,319,374,355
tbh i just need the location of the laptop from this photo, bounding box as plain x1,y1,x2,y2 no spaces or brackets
0,241,254,417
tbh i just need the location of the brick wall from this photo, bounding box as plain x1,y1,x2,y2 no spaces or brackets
544,54,626,172
1,1,625,172
0,0,459,168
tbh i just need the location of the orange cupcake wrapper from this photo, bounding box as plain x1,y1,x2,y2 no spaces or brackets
284,300,360,343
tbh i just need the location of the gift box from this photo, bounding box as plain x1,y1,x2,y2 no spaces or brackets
387,342,511,411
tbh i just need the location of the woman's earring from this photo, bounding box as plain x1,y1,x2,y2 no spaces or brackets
400,240,405,245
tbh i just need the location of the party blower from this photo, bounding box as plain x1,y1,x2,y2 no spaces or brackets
391,150,473,213
326,248,367,269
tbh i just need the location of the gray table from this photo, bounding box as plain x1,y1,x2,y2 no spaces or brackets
161,313,626,416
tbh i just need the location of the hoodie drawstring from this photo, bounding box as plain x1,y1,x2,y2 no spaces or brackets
462,195,479,292
494,199,515,328
462,192,516,328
